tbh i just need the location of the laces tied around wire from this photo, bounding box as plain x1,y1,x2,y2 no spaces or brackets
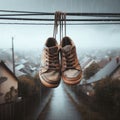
53,11,66,42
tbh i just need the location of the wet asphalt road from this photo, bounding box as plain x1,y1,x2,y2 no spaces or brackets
38,84,82,120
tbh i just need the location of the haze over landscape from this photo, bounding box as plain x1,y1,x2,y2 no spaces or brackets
0,0,120,50
0,24,120,50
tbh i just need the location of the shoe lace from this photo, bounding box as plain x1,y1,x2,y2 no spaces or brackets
62,47,79,70
45,49,60,70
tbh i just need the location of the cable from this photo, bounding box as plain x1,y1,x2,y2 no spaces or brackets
0,13,120,17
0,9,50,14
0,17,120,21
67,13,120,17
0,9,120,17
0,13,52,16
0,22,120,25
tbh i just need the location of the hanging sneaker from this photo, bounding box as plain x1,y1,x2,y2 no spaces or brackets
61,36,82,85
39,37,61,88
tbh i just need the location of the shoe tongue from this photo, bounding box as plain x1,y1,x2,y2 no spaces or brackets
63,45,72,52
48,46,58,53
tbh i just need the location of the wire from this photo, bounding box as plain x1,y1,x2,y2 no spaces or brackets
0,13,52,16
0,9,50,14
0,13,50,16
0,9,120,17
0,17,120,21
0,22,120,25
0,13,120,17
67,13,120,17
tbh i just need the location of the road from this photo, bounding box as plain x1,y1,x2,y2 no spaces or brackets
38,83,82,120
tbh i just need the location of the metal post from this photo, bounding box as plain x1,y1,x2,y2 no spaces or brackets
12,37,15,75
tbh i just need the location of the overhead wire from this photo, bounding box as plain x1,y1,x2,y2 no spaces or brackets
0,9,120,17
0,13,51,16
0,17,120,21
0,9,50,14
0,22,120,25
0,9,120,25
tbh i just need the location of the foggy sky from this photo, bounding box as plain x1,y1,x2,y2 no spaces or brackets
0,0,120,50
0,0,120,13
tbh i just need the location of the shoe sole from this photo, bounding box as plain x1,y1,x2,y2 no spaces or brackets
62,73,82,85
39,75,60,88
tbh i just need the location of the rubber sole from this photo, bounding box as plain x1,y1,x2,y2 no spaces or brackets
39,75,60,88
62,73,82,85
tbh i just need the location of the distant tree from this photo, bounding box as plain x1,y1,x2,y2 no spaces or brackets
4,92,11,103
84,62,100,79
10,86,18,101
18,73,51,98
18,75,36,97
4,86,18,103
34,72,39,81
33,73,41,93
94,77,120,119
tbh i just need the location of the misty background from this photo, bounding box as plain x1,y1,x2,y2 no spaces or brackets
0,0,120,50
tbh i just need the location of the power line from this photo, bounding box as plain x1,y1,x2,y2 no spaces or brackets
0,9,120,17
0,17,120,21
0,13,50,16
0,22,120,25
0,9,48,14
0,13,120,17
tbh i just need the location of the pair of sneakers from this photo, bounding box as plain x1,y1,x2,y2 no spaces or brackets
39,36,82,88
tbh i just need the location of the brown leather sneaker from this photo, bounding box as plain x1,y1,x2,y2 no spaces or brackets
39,37,61,88
61,36,82,85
